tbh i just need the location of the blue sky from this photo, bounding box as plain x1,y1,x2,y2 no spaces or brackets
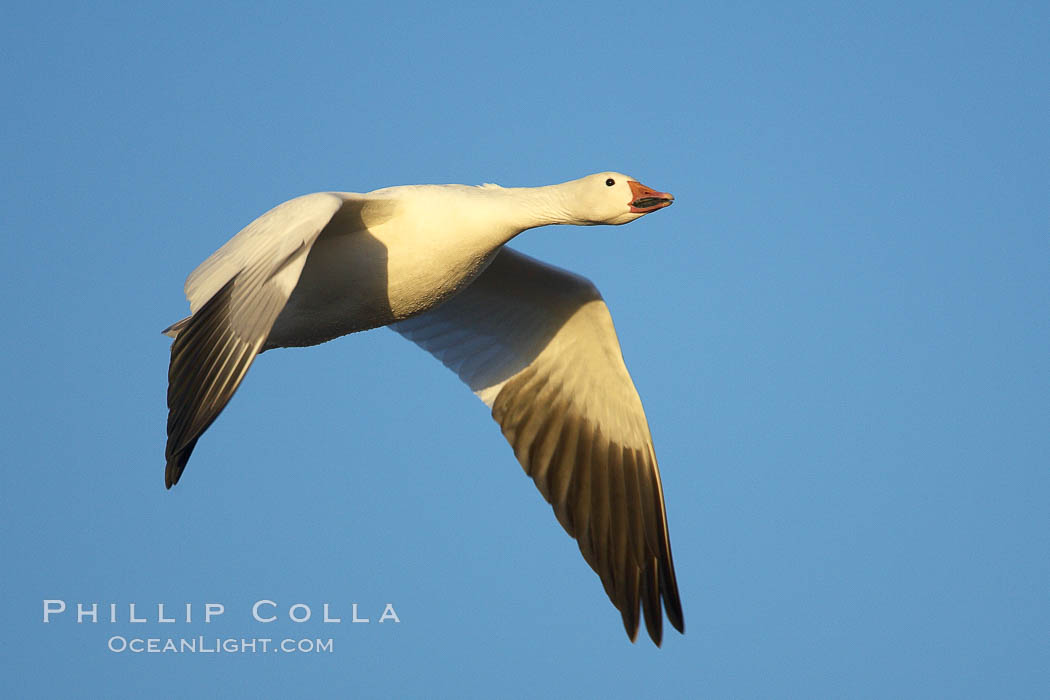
2,1,1047,697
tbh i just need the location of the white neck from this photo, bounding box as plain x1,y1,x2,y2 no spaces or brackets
464,179,597,248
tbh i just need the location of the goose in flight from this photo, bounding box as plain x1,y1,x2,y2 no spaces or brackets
163,172,684,644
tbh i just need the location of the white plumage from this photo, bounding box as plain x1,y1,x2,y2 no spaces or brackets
163,172,683,644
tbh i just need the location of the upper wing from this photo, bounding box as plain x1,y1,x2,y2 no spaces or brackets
164,193,357,488
390,247,684,645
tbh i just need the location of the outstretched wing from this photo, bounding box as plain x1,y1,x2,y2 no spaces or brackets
164,193,353,488
391,247,684,645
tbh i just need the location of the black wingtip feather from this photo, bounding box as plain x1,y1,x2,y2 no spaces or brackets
162,274,265,491
165,436,198,489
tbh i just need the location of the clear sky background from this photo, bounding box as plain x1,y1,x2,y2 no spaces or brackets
2,2,1047,698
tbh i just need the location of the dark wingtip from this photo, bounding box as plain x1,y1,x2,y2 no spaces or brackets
643,617,665,646
622,614,640,644
164,437,197,490
663,579,685,635
640,611,662,646
165,459,183,489
164,458,181,489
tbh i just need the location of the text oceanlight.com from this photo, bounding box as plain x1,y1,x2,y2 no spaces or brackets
107,636,334,654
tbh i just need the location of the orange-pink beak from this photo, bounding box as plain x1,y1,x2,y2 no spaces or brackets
628,180,674,213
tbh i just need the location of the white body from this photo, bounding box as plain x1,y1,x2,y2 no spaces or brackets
163,172,683,645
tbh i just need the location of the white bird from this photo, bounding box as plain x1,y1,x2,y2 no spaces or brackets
163,172,683,644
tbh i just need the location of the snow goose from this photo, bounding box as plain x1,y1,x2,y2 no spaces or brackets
163,172,683,644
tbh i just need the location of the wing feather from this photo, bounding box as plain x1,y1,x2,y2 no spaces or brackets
391,247,684,644
163,193,354,487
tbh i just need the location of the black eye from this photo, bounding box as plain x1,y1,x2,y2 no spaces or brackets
605,178,615,186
